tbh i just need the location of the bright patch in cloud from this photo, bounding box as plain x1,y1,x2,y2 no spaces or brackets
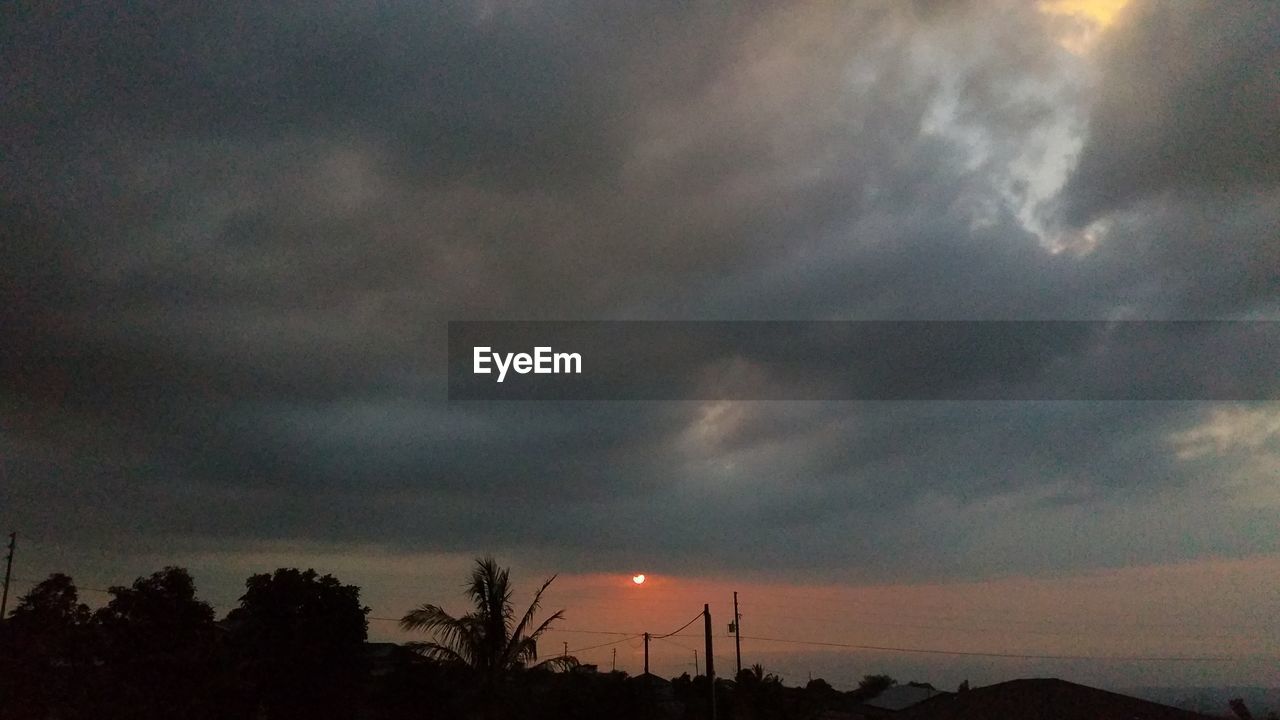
1170,407,1280,460
1039,0,1129,27
1039,0,1130,52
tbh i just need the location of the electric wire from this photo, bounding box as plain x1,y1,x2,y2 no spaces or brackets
653,611,704,639
567,634,644,655
738,634,1279,662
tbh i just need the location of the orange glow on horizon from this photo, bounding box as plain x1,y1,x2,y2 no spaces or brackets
507,555,1280,685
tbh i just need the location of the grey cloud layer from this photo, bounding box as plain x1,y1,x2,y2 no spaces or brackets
2,1,1277,581
1059,0,1280,224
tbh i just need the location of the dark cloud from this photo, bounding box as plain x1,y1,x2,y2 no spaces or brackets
1058,0,1280,224
1,0,1277,587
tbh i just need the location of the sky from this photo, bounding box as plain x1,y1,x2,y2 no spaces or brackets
3,0,1279,690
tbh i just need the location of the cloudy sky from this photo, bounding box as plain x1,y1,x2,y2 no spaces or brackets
3,0,1278,688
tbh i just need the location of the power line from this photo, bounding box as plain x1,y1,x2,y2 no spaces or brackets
568,634,643,655
735,599,1276,634
653,634,697,654
12,576,114,595
738,635,1280,662
371,616,642,640
734,606,1266,643
552,592,1274,637
653,612,704,639
9,575,240,607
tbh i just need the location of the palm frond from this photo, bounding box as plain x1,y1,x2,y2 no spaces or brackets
468,557,514,622
400,604,483,666
467,557,515,670
400,604,465,635
406,640,471,666
408,557,569,676
503,574,557,665
523,608,565,643
531,655,579,672
508,635,538,666
504,608,565,668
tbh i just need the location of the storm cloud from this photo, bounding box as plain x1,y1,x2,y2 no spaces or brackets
2,0,1278,594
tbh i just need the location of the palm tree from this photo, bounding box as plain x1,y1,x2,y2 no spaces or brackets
400,557,576,683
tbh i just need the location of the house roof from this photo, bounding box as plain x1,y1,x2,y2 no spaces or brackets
898,678,1221,720
864,685,949,711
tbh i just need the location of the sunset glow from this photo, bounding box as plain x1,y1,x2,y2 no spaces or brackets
6,0,1278,714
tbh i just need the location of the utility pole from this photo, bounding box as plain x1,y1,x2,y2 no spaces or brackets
612,647,616,672
694,649,699,675
1,532,14,620
563,641,568,658
643,632,650,675
733,591,742,676
704,604,716,720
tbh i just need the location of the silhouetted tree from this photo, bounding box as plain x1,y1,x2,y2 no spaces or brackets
805,677,835,694
400,557,575,715
91,567,226,720
1231,698,1256,720
907,680,936,689
737,663,782,688
851,673,896,701
226,568,370,719
735,664,785,719
7,573,91,628
0,574,93,718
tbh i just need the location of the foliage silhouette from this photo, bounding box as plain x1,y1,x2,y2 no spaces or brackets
226,568,371,719
734,664,786,719
0,574,93,718
850,673,897,702
91,566,229,720
399,556,577,680
805,677,835,695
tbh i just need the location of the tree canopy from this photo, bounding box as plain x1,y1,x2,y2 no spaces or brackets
400,556,576,682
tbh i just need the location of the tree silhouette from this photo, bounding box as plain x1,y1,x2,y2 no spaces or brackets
227,568,370,719
400,557,576,684
852,673,897,701
7,573,91,628
92,567,225,719
1231,698,1255,720
0,574,93,718
737,663,782,687
94,566,215,660
734,664,785,719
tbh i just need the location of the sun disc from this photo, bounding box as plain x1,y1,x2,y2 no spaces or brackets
632,574,646,585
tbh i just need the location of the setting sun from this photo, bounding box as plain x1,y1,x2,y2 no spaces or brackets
632,574,646,585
